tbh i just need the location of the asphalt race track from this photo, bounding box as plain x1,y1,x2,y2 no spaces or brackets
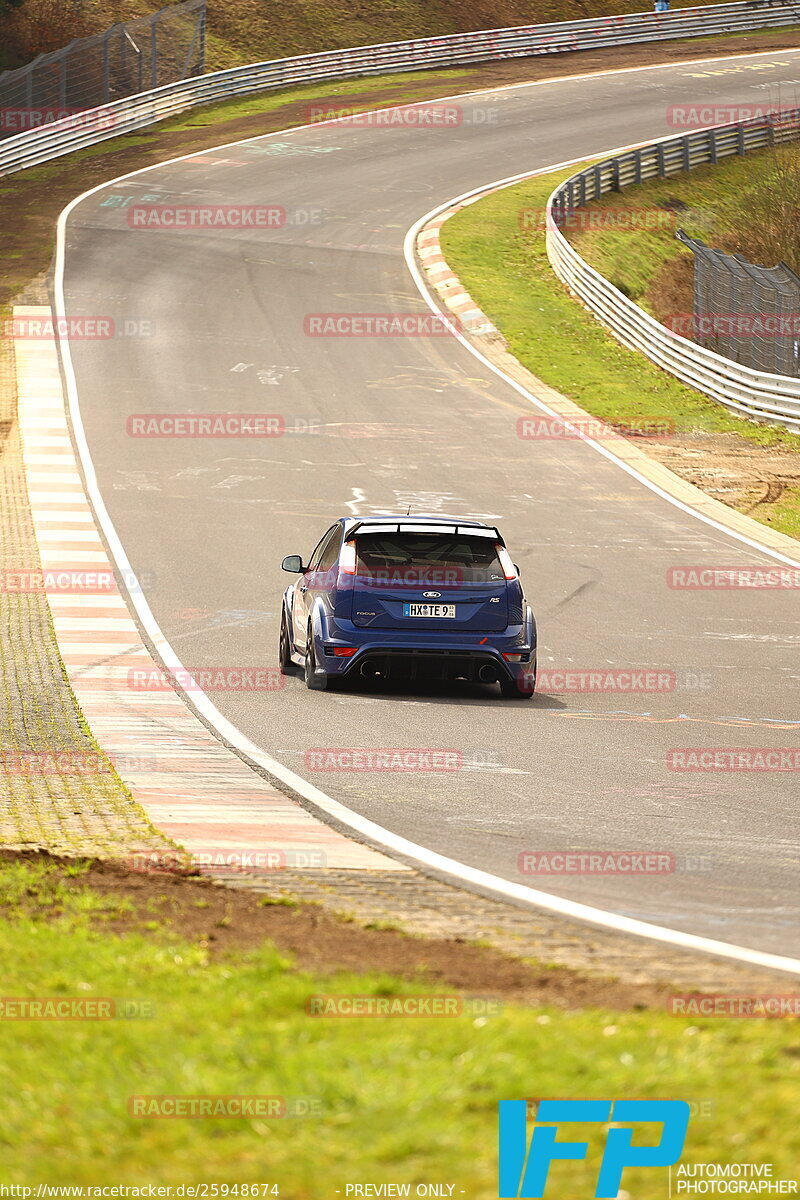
60,50,800,958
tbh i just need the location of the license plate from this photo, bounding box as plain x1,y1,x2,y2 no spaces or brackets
403,603,456,619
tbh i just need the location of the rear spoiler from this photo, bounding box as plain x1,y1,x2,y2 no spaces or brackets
346,521,504,544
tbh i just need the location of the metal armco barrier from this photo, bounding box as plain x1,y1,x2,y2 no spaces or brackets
0,0,206,138
547,113,800,431
1,0,800,177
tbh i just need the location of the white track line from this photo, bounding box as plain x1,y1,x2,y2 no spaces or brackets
52,53,800,975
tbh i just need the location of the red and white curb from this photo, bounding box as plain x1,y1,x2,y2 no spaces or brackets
413,187,800,569
417,209,501,340
14,305,402,875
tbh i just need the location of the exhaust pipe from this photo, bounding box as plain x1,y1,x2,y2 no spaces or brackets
478,663,498,684
360,661,381,679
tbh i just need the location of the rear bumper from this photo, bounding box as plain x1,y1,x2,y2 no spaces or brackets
338,647,528,684
314,612,536,683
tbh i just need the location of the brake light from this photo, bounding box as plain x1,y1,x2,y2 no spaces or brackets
333,647,358,657
496,545,517,580
502,652,528,662
339,541,357,575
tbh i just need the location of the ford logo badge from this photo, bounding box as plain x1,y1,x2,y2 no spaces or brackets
422,591,441,598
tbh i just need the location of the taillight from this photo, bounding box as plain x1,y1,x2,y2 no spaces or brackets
333,647,358,658
339,541,357,575
496,545,517,580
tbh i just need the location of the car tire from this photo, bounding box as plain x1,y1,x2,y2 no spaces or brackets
304,626,333,691
500,669,535,699
279,608,294,675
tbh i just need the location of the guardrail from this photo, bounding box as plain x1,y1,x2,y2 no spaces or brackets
546,112,800,431
1,0,800,177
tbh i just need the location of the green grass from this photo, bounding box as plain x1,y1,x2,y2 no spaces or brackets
440,162,800,538
159,69,474,132
6,0,789,76
0,858,799,1189
563,146,799,313
2,68,474,192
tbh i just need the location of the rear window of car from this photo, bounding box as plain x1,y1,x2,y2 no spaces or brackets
355,533,505,586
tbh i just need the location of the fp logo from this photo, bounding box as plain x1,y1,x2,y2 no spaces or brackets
498,1099,690,1198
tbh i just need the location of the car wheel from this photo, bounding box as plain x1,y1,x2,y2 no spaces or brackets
304,626,332,691
279,608,294,675
500,669,535,699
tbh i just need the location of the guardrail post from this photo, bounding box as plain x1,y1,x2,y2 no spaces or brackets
682,134,691,171
708,127,717,164
199,1,207,74
766,114,776,147
593,163,602,199
634,147,642,184
611,158,620,191
657,143,666,178
737,123,746,155
579,172,586,206
150,11,159,89
102,31,110,104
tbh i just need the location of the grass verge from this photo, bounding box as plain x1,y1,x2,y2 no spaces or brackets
563,144,800,316
439,163,800,539
0,855,798,1188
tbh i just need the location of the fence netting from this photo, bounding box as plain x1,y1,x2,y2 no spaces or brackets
0,0,205,138
677,230,800,378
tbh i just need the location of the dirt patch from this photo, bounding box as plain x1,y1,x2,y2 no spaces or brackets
646,431,800,514
0,847,674,1011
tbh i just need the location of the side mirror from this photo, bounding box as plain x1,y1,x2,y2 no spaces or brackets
281,555,304,573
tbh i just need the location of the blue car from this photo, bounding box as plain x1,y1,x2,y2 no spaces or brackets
279,515,537,697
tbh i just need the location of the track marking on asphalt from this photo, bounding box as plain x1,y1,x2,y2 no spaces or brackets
51,53,800,974
15,306,400,875
552,711,800,727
